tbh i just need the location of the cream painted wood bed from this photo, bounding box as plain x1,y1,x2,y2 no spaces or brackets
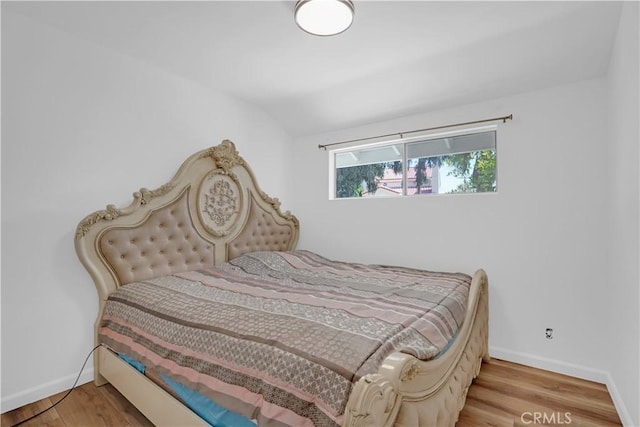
75,140,489,427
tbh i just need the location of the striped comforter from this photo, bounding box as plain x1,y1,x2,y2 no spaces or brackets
99,250,471,427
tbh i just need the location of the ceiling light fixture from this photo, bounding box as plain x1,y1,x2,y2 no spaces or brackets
294,0,355,36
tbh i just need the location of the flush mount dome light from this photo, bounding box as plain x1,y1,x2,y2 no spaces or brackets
295,0,354,36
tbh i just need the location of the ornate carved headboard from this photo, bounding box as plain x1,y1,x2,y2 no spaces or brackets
75,140,299,305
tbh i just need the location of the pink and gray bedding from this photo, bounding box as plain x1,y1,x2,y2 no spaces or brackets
99,250,471,427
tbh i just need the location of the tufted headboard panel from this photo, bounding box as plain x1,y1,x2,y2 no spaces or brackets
98,189,214,285
75,140,299,305
227,195,297,260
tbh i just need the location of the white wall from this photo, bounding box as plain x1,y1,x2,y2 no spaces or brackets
1,9,292,412
606,2,639,426
3,3,637,424
292,78,613,384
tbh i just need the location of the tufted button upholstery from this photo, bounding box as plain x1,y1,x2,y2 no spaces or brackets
99,194,214,284
228,198,293,260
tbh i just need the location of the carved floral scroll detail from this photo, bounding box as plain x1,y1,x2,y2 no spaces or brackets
202,180,238,227
400,360,420,382
343,374,399,427
200,140,298,230
198,171,242,237
75,183,175,240
258,190,300,227
199,139,245,172
138,183,174,205
75,204,122,239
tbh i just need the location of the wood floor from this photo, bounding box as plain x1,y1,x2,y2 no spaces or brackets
2,359,621,427
457,359,621,427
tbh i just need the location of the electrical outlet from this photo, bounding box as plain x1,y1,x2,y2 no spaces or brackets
545,328,553,339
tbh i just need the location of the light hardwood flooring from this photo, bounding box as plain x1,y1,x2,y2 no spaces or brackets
457,359,621,427
1,359,621,427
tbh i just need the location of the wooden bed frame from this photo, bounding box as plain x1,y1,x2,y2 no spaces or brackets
75,140,489,427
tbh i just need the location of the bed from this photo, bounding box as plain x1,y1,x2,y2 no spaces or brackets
75,140,489,427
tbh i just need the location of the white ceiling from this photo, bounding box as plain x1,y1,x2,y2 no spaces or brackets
5,1,622,137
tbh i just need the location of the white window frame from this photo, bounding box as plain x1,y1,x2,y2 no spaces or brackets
329,124,498,200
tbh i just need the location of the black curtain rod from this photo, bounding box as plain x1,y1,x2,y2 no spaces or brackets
318,114,513,150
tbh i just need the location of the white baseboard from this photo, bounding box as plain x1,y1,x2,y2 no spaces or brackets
602,371,636,427
490,346,635,427
489,346,608,383
0,368,94,414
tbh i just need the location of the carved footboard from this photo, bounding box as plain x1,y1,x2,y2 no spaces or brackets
343,269,489,427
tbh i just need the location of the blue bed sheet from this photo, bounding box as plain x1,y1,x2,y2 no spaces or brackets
117,354,255,427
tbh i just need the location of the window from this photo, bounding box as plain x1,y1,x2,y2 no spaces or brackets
331,128,496,199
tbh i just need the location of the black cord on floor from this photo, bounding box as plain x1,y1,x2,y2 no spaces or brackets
10,344,103,427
